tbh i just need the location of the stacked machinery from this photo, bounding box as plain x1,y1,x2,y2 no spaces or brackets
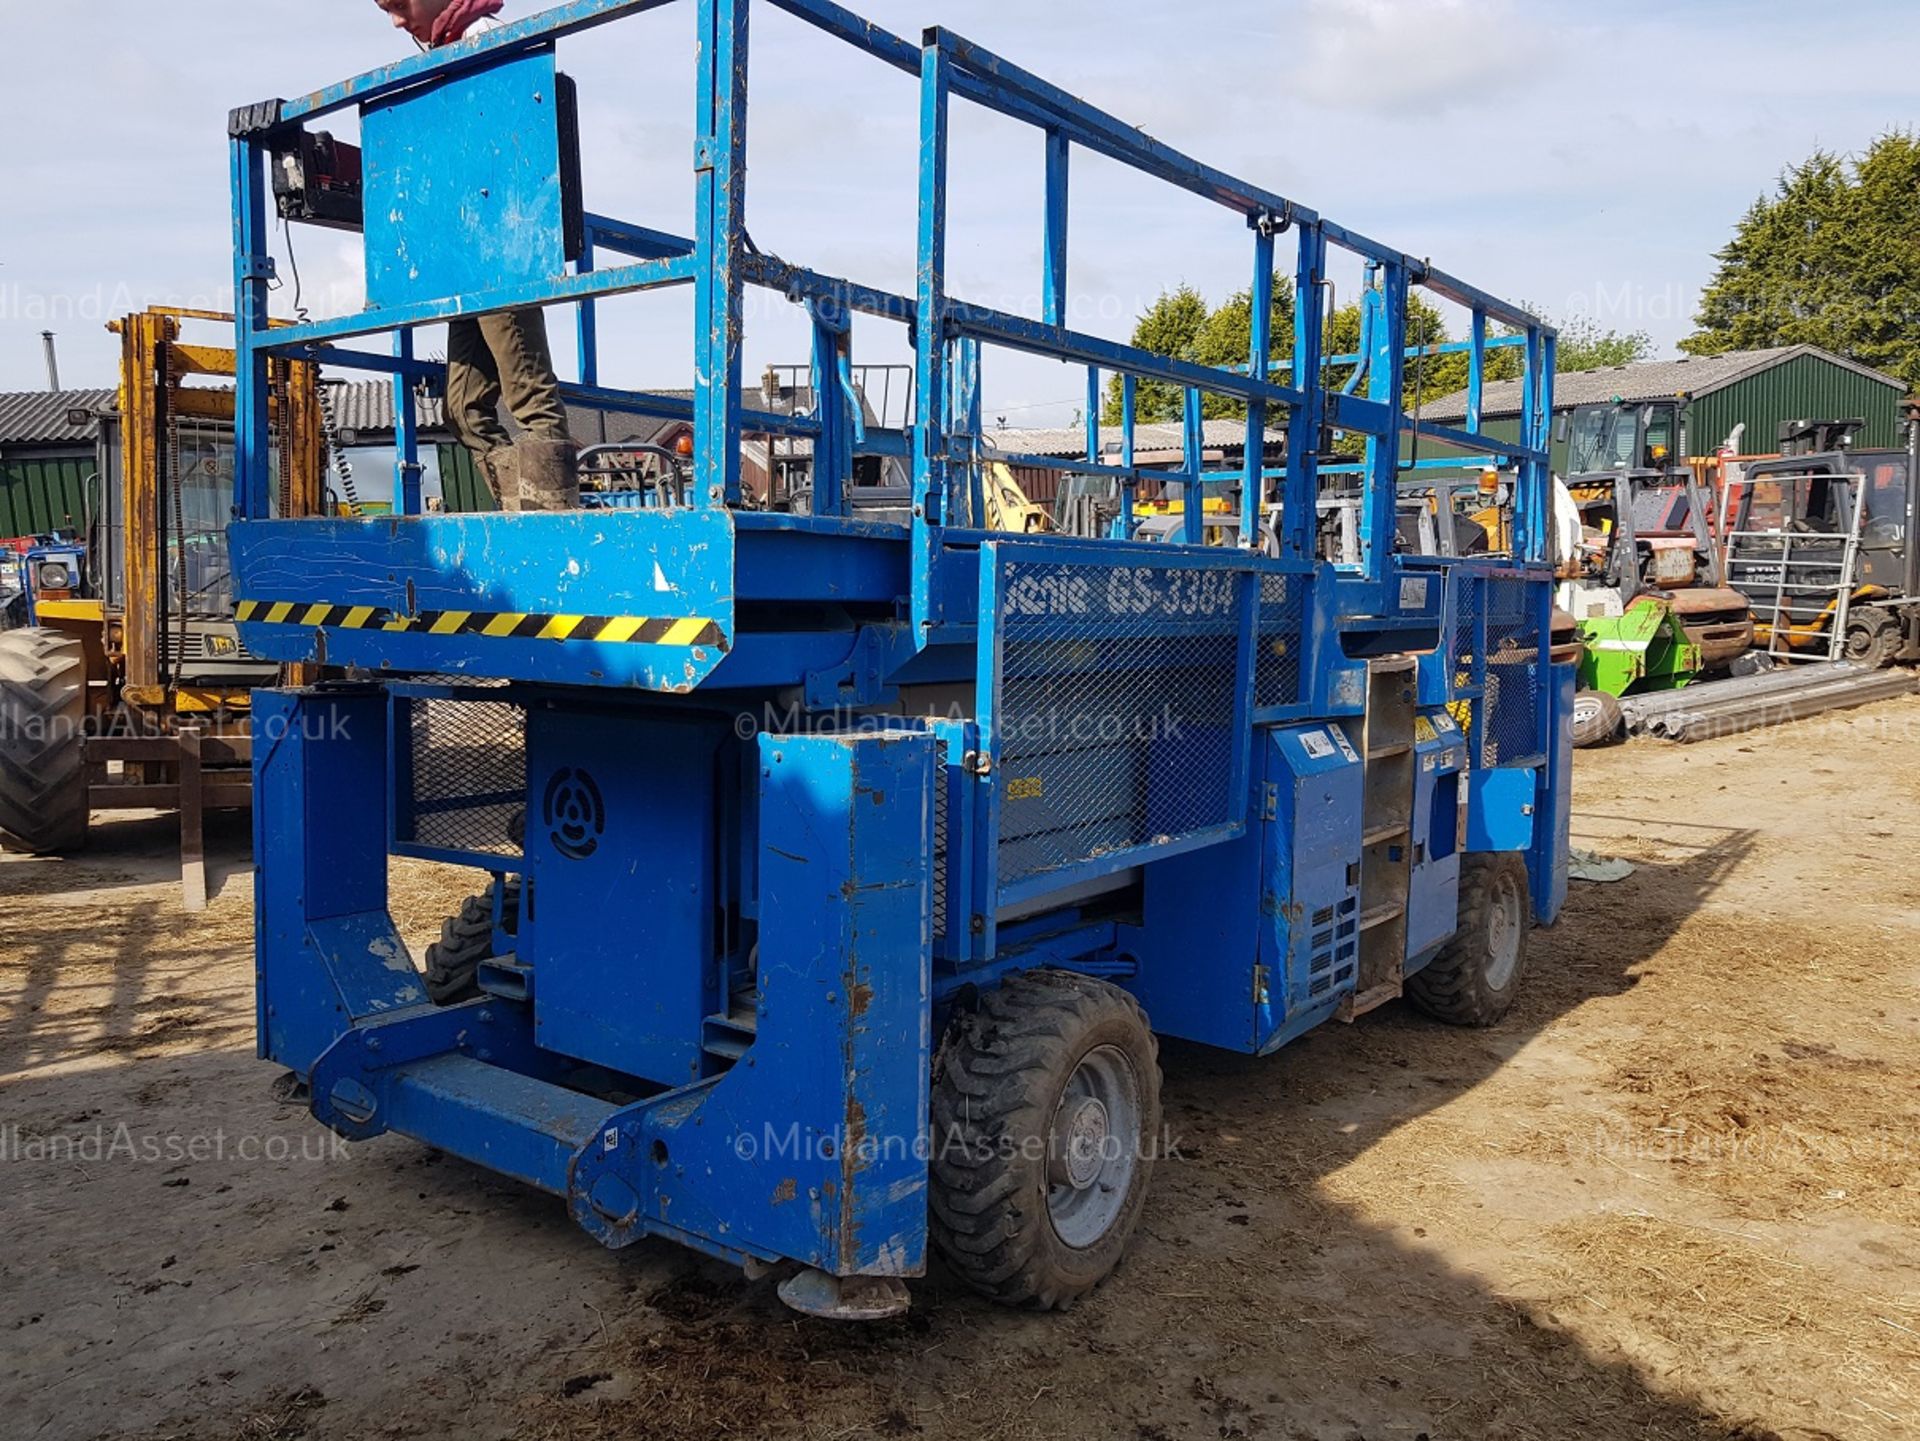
0,310,318,904
227,0,1570,1319
1723,418,1920,667
1555,400,1756,745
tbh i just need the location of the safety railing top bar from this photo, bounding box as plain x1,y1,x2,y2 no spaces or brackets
255,0,1545,335
275,0,1540,336
232,0,1554,593
924,28,1537,332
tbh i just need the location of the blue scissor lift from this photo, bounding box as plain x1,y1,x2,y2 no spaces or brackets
228,0,1571,1319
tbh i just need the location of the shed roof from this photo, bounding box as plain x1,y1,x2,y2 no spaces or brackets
328,381,692,449
0,389,116,449
984,418,1282,460
1423,345,1907,423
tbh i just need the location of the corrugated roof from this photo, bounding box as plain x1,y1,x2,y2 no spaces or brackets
984,418,1282,459
1424,345,1906,422
3,379,731,453
0,389,115,448
331,381,445,434
330,380,690,448
12,383,1292,458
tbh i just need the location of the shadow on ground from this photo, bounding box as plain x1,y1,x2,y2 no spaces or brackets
0,811,254,1077
0,812,1787,1441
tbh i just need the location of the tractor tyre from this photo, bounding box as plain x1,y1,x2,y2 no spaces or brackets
1570,689,1624,749
423,878,520,1005
0,628,90,855
1407,852,1531,1028
930,969,1161,1311
1843,606,1901,670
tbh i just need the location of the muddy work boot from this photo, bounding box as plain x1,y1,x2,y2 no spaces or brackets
515,437,581,513
482,447,522,514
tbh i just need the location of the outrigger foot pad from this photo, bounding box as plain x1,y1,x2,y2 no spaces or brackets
776,1269,911,1322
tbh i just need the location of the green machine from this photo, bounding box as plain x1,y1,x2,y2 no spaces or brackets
1556,402,1757,747
1568,602,1701,746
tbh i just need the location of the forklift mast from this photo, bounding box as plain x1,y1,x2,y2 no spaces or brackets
1904,404,1920,603
1778,417,1865,457
108,309,322,710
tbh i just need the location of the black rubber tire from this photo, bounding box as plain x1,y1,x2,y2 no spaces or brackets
423,879,519,1005
1843,606,1901,670
1570,689,1624,749
0,628,90,855
930,970,1161,1311
1407,852,1531,1028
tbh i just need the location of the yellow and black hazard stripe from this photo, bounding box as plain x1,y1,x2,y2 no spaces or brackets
235,600,724,648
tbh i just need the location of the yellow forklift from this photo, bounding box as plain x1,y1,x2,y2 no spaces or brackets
0,308,320,905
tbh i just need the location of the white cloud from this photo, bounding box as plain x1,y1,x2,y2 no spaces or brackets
0,0,1912,421
1285,0,1548,115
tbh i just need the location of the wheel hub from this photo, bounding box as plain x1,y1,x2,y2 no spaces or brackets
1484,873,1523,991
1060,1095,1110,1190
1046,1045,1141,1249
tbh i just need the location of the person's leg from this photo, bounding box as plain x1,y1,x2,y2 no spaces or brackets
445,318,520,511
479,308,569,442
480,307,577,511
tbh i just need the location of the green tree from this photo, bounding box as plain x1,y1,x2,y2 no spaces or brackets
1102,284,1210,425
1682,130,1920,388
1193,283,1299,421
1554,315,1654,374
1104,283,1626,441
1103,278,1293,425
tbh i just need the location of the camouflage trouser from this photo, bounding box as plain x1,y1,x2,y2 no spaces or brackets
444,307,570,458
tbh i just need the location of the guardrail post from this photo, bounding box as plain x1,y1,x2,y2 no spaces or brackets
694,0,749,508
1283,223,1325,561
1244,222,1276,549
1361,260,1408,581
230,136,273,523
911,33,952,631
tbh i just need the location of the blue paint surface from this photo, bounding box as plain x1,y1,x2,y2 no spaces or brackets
231,0,1573,1287
362,52,569,312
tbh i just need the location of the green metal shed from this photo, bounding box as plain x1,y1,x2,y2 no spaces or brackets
0,453,95,537
1422,345,1910,471
0,388,113,539
437,443,498,512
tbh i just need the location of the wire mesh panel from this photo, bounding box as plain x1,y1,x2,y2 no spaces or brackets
988,550,1252,898
1480,572,1547,769
395,697,528,861
1441,566,1485,742
1446,569,1481,692
1255,570,1308,710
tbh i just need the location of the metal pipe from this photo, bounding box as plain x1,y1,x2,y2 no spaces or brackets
1643,681,1864,737
1617,664,1862,729
1631,669,1863,721
1646,668,1910,733
41,331,59,391
1656,671,1915,743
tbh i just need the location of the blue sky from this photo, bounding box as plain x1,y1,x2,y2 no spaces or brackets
0,0,1912,425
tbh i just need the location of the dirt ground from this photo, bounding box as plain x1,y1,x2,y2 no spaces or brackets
3,697,1918,1441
